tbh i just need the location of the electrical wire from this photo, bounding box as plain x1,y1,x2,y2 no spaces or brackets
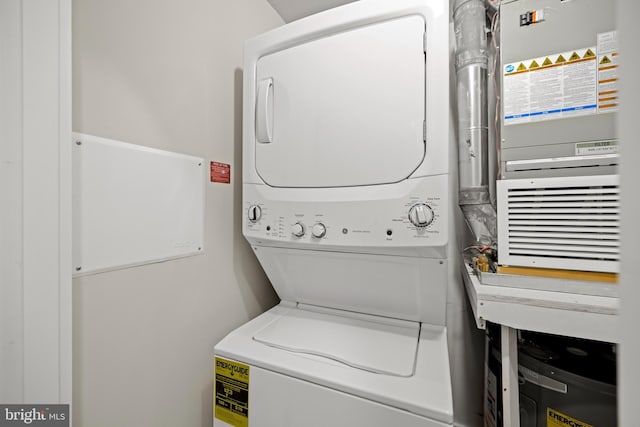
489,6,501,181
463,245,492,254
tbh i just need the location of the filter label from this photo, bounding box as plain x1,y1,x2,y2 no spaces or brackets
547,407,593,427
215,357,250,427
575,140,619,156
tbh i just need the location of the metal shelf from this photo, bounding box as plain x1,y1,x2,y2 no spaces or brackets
461,260,620,427
461,261,620,343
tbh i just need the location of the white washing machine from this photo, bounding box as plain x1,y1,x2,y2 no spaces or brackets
214,1,483,426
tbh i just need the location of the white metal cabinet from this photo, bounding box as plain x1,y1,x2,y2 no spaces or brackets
216,364,450,427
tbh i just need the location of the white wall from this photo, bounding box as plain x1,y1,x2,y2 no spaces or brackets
0,0,72,404
0,0,24,402
72,1,282,426
267,0,356,22
619,2,639,427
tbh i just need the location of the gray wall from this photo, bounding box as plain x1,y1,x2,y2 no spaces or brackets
619,2,640,427
72,1,282,426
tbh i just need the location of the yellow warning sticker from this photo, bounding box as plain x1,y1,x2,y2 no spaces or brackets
503,45,598,125
215,357,250,427
547,408,593,427
600,55,612,64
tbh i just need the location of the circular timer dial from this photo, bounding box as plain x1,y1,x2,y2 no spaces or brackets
408,203,434,228
311,223,327,238
291,222,305,237
247,205,262,223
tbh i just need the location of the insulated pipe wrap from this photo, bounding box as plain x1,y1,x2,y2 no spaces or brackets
454,0,488,69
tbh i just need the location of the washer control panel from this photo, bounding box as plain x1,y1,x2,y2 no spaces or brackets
243,175,449,256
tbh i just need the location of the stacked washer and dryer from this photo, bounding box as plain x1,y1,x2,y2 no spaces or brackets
214,1,484,426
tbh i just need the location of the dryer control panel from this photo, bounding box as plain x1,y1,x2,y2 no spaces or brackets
243,174,449,259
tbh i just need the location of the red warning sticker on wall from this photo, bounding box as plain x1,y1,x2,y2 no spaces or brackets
210,161,230,184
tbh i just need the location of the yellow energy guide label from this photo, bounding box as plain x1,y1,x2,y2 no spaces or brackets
547,407,593,427
215,357,250,427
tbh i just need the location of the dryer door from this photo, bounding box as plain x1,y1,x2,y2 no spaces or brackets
254,15,426,188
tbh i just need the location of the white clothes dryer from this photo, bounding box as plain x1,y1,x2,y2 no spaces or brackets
214,1,483,426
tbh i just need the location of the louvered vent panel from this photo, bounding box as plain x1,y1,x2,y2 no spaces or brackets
497,175,620,273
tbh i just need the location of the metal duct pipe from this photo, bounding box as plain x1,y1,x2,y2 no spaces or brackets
484,0,499,15
454,0,496,243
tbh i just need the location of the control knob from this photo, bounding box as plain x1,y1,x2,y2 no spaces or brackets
311,223,326,238
247,205,262,223
408,203,434,228
291,222,305,237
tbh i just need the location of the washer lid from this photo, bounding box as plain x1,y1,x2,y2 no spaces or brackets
216,302,454,423
253,304,419,377
254,14,426,188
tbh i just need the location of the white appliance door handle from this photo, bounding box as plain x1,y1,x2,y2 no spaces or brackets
256,78,274,143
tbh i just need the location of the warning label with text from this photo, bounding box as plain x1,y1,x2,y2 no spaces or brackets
215,357,249,427
210,161,231,184
597,30,619,113
503,46,598,125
